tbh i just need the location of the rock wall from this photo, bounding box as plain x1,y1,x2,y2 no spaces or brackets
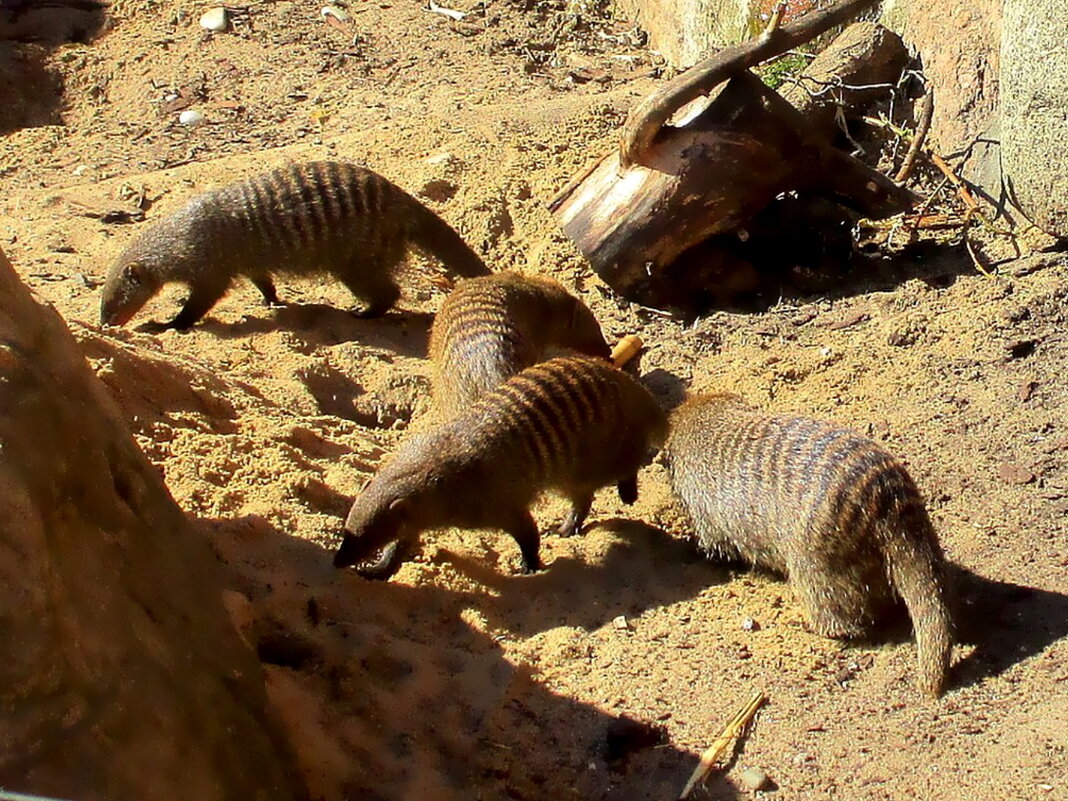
613,0,750,69
0,246,304,801
880,0,1000,155
1000,0,1068,238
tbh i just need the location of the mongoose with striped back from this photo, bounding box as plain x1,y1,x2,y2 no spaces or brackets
333,356,667,579
665,393,952,696
428,271,611,417
99,161,490,329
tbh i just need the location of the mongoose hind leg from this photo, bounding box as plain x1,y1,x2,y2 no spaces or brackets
617,474,638,505
251,276,284,307
167,281,229,330
791,564,871,639
343,271,401,318
557,492,594,538
507,510,542,574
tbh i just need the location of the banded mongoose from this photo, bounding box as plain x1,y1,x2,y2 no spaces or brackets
665,393,952,696
99,161,490,329
333,356,667,579
428,271,611,417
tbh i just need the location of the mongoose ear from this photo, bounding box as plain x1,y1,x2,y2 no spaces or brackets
125,261,145,286
387,497,409,519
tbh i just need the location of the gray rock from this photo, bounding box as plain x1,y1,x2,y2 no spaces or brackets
1000,0,1068,238
740,765,773,792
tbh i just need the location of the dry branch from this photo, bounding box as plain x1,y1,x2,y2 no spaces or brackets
677,691,767,800
894,89,933,182
619,0,878,167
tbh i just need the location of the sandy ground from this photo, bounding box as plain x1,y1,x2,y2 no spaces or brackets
2,0,1067,798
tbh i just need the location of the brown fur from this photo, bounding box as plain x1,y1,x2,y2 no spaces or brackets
99,161,489,329
428,271,611,417
665,393,953,696
334,356,667,578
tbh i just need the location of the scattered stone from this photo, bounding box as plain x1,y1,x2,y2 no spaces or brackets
739,766,773,792
320,4,351,22
162,87,197,113
198,6,228,32
426,151,460,169
1018,380,1038,402
825,311,870,330
741,616,759,632
612,614,631,631
887,325,918,347
998,462,1036,485
178,109,206,127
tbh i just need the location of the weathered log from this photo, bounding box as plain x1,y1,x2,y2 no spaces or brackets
551,70,915,308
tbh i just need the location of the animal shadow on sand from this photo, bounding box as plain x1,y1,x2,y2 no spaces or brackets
0,0,106,133
948,563,1068,691
442,519,728,637
179,303,433,356
200,514,737,801
667,198,985,318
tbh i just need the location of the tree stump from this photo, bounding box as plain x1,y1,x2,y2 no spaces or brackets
550,0,917,312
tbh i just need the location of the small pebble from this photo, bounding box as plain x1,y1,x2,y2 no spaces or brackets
741,616,759,632
199,6,228,31
612,615,630,631
425,151,459,168
320,4,351,22
179,109,206,127
998,462,1035,485
739,766,772,792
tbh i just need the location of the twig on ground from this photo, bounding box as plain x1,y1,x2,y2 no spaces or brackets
894,88,932,182
862,114,1020,266
677,691,767,801
762,2,787,39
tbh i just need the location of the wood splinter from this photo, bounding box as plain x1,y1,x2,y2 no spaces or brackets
677,690,767,801
611,334,643,368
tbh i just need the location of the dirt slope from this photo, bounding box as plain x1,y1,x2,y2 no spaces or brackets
1,0,1066,798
